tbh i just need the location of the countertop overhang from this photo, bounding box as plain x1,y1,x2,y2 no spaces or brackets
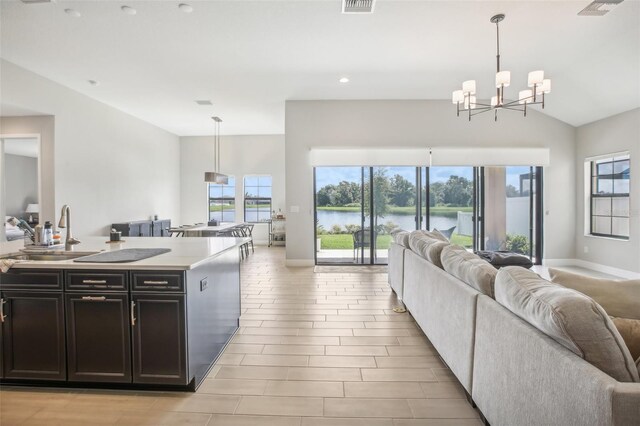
0,236,249,270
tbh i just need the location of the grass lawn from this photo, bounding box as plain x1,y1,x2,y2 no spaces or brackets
318,233,472,250
319,234,392,250
316,205,472,216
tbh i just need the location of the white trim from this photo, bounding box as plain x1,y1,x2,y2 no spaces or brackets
285,259,315,267
543,258,640,279
584,150,630,162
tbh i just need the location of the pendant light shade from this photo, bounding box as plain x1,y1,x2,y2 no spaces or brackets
204,116,229,184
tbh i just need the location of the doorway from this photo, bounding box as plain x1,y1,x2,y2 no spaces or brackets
0,135,42,242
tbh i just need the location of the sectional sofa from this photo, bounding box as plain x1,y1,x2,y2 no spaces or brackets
388,230,640,426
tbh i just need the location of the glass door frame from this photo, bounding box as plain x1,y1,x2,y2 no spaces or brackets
473,166,544,264
313,165,544,266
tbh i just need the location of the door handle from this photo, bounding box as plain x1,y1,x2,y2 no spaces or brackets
81,296,107,301
143,280,169,285
0,298,6,323
82,280,107,284
131,301,136,326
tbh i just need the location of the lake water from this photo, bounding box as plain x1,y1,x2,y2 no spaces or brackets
316,210,457,232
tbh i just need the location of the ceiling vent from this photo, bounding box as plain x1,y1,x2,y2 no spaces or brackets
342,0,375,14
20,0,55,4
195,100,213,106
578,0,624,16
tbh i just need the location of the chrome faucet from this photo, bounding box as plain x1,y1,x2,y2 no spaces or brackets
58,205,81,250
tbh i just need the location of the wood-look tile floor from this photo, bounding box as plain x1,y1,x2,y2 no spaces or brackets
0,247,481,426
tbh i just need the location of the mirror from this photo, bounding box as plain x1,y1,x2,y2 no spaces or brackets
1,136,41,242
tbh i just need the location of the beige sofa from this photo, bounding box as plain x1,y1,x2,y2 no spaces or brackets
392,230,640,425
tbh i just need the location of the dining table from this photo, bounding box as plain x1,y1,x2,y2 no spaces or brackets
171,223,239,237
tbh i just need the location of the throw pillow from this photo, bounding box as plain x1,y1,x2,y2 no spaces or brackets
610,317,640,361
549,268,640,320
408,231,449,268
495,266,639,383
390,229,410,248
476,250,533,269
441,245,498,297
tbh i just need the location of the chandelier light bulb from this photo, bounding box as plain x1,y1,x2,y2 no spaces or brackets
491,96,498,107
495,71,511,87
537,79,551,95
519,90,532,104
452,90,464,104
528,70,544,87
462,80,476,95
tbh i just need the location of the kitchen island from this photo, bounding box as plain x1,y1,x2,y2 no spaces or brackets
0,236,246,391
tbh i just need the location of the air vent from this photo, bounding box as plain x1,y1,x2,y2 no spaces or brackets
20,0,55,4
342,0,375,14
195,100,213,106
578,0,624,16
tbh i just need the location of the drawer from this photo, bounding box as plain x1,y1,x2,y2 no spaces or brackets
0,270,63,291
65,271,128,291
131,271,185,292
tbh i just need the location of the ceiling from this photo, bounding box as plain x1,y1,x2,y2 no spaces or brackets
1,0,638,136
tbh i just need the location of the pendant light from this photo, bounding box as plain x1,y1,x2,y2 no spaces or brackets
204,116,229,184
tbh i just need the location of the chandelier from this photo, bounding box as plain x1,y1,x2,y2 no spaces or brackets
204,116,229,184
452,14,551,121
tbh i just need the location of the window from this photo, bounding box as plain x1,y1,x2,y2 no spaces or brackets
589,153,630,239
208,177,236,222
244,176,272,222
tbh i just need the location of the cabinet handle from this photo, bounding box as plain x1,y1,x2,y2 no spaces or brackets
131,301,136,326
82,279,108,284
0,298,6,323
81,296,107,301
143,280,169,285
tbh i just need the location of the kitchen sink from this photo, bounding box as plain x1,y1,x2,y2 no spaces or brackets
1,251,99,261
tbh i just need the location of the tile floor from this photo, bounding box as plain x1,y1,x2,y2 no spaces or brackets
0,247,481,425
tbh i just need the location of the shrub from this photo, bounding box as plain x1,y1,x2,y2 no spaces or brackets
506,234,530,255
382,221,399,235
330,224,343,234
344,224,361,234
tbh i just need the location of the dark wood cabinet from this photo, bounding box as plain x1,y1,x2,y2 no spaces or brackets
1,291,66,380
66,293,132,383
131,294,187,385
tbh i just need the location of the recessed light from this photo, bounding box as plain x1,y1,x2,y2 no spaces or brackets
339,77,350,83
65,8,81,18
121,5,137,15
88,80,100,86
195,100,213,106
178,3,194,13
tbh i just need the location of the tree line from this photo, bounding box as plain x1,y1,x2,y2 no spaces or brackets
316,171,475,208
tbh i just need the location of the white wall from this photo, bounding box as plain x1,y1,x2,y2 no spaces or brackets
285,100,576,265
0,60,181,236
180,134,285,243
4,154,38,217
575,108,640,273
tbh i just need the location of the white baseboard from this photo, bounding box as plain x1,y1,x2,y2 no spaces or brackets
543,258,640,279
285,259,315,267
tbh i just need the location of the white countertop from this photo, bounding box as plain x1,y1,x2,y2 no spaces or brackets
0,236,248,270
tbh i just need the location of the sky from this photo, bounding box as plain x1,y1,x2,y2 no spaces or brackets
315,166,530,190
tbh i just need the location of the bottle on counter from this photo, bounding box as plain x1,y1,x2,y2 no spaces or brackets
34,224,43,245
43,221,53,246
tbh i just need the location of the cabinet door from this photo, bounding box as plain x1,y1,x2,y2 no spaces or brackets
139,222,151,237
2,291,66,380
131,294,187,385
66,293,131,383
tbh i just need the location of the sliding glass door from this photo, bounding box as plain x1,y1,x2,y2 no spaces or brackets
315,166,417,265
477,166,543,261
314,165,543,265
